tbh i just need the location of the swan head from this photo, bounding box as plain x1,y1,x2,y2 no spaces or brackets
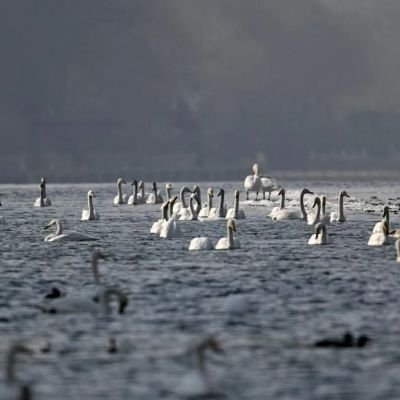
190,193,201,205
312,197,321,208
301,188,314,196
193,185,200,195
207,188,214,197
217,188,225,197
320,195,327,205
227,219,236,232
40,177,46,185
117,177,126,186
180,186,191,194
88,190,95,198
152,182,158,190
341,190,350,198
131,180,138,187
277,188,285,196
44,219,59,230
234,190,240,199
138,180,144,189
166,183,172,190
383,206,390,218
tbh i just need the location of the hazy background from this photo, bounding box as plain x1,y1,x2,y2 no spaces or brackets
1,0,400,182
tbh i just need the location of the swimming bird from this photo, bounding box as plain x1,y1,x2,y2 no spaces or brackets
198,188,215,220
34,177,51,207
81,190,100,221
150,201,169,234
368,218,390,246
44,219,97,242
192,185,202,214
179,193,200,221
299,188,314,220
268,188,300,220
160,197,181,238
128,180,141,205
244,163,262,200
173,186,192,216
319,195,331,224
175,336,223,398
4,343,34,400
314,332,370,348
38,287,128,315
137,181,148,203
307,197,322,225
146,182,164,204
113,178,128,205
379,206,400,238
330,190,350,222
209,189,227,219
308,222,329,245
215,219,240,250
165,183,173,200
226,190,246,219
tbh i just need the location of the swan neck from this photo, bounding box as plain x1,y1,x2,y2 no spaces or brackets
280,191,285,210
300,191,307,220
117,183,123,203
227,225,234,248
218,192,225,217
312,201,321,224
180,188,188,208
234,195,239,218
55,221,62,236
162,204,168,220
189,197,197,219
40,187,45,207
338,194,345,220
88,195,94,219
42,182,47,199
166,187,171,200
208,193,213,209
133,183,138,203
321,200,326,216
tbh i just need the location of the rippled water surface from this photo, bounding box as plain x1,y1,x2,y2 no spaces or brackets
1,180,400,399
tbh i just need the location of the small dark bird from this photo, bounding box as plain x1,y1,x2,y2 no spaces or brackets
44,287,62,299
108,337,118,353
314,332,370,348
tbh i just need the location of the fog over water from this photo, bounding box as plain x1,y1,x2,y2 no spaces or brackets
1,1,400,181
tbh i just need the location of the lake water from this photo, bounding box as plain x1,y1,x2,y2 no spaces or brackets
0,180,400,399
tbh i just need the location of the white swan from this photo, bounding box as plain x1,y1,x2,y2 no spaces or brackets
308,222,329,245
175,337,223,398
128,180,141,205
192,185,202,214
379,206,400,238
4,343,34,400
319,195,331,224
198,188,215,220
179,193,200,221
136,180,148,203
215,219,240,250
165,183,173,200
38,287,128,315
330,190,350,222
34,177,51,207
113,178,128,205
173,186,192,216
81,190,100,221
261,176,280,200
307,197,322,225
268,188,301,220
299,188,314,220
44,219,97,242
160,197,181,238
226,190,246,219
146,182,164,204
243,163,262,200
368,218,390,246
396,239,400,262
188,236,214,250
209,189,227,219
150,201,169,234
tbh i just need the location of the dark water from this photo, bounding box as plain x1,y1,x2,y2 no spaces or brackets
0,181,399,399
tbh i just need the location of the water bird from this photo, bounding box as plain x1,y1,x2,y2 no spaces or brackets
160,197,181,238
261,175,280,200
146,182,164,204
244,163,262,200
307,197,322,225
330,190,350,222
179,193,200,221
33,177,51,207
113,177,128,205
44,219,97,242
314,332,370,348
150,201,169,234
208,188,227,219
175,336,223,398
128,180,140,205
269,188,301,220
215,219,240,250
308,222,329,245
198,188,215,220
81,190,100,221
173,186,192,217
226,190,246,219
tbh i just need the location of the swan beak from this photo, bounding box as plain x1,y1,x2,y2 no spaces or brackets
278,189,284,196
44,224,51,230
217,189,223,197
